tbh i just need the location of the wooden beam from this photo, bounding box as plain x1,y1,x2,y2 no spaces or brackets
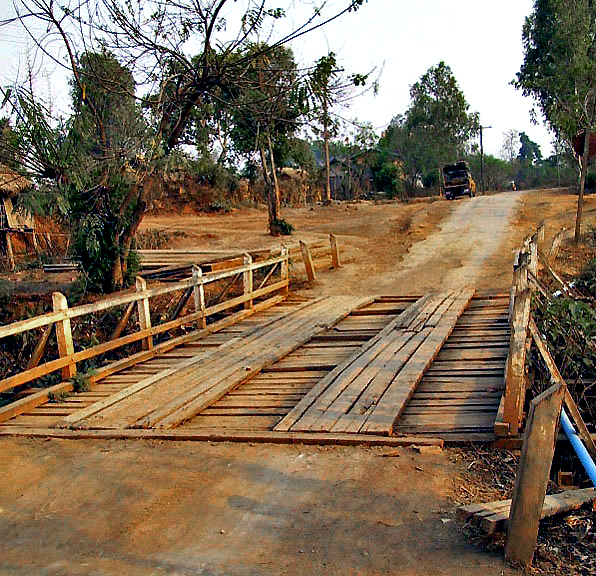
0,425,445,447
135,276,153,350
52,292,76,380
111,302,135,341
330,234,340,268
459,488,596,534
26,324,53,370
192,265,206,329
300,240,316,282
502,267,531,436
243,253,253,309
5,230,15,271
505,383,565,568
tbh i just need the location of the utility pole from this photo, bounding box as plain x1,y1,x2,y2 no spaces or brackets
480,125,492,194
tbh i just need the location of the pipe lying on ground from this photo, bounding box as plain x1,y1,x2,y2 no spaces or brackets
561,408,596,486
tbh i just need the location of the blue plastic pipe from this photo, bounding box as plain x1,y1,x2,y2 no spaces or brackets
560,408,596,486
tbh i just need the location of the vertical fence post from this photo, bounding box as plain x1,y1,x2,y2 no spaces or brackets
135,276,153,350
5,231,15,271
506,383,565,568
536,223,546,253
529,236,539,281
280,245,289,294
52,292,76,380
330,234,341,269
192,265,206,328
243,253,253,309
300,240,316,282
502,262,531,435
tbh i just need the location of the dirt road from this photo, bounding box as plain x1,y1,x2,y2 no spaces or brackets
1,190,579,576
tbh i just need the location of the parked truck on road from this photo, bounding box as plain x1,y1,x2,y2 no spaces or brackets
442,161,476,200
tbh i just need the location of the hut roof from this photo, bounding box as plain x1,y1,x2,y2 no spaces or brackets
0,164,31,198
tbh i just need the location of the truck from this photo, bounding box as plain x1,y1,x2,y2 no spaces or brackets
442,161,476,200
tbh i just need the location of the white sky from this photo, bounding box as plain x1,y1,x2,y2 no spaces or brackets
0,0,553,157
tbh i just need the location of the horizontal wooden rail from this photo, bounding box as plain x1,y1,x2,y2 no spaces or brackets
0,253,288,339
0,250,290,395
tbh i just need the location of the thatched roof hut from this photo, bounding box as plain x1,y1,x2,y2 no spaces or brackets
0,164,31,198
0,165,34,229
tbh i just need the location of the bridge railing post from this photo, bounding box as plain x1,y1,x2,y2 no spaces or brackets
501,261,531,436
135,276,153,350
52,292,76,380
192,265,206,328
243,253,253,309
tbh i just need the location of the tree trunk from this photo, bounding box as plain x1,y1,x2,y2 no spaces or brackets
259,145,276,227
323,109,332,205
575,125,591,242
266,130,281,235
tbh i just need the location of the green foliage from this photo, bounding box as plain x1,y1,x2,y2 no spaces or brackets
532,296,596,396
70,372,91,393
515,0,596,140
270,218,294,235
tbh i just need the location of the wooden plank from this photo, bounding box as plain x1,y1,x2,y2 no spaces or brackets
505,383,565,568
300,240,316,282
148,296,373,430
274,295,436,433
67,298,322,428
361,289,474,435
26,324,54,370
0,425,445,448
329,328,433,434
459,488,596,535
53,292,76,380
501,271,531,436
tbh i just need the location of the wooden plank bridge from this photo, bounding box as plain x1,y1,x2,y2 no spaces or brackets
0,267,511,443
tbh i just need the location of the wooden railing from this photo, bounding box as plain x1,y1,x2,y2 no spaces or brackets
0,248,290,400
496,223,593,436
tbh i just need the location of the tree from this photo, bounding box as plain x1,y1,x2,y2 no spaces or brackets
501,129,520,163
229,43,303,234
306,52,373,204
3,50,150,291
515,0,596,239
404,62,479,190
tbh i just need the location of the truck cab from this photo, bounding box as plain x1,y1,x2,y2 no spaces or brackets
442,161,476,200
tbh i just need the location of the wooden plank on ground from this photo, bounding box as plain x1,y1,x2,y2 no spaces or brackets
71,297,333,429
458,488,596,534
360,289,474,435
148,296,373,429
274,294,437,432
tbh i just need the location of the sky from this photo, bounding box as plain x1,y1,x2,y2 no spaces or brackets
0,0,552,157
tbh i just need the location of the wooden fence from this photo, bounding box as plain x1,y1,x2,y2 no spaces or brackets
0,248,290,422
495,223,592,436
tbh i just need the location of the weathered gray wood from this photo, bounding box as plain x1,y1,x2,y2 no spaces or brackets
505,383,565,568
501,266,531,436
300,240,316,282
243,253,253,309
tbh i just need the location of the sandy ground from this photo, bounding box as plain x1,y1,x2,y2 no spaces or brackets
2,189,595,575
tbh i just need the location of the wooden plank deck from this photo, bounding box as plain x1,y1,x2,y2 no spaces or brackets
0,292,510,443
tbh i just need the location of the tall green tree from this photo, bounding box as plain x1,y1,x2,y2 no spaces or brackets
515,0,596,239
230,43,304,234
405,61,479,185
